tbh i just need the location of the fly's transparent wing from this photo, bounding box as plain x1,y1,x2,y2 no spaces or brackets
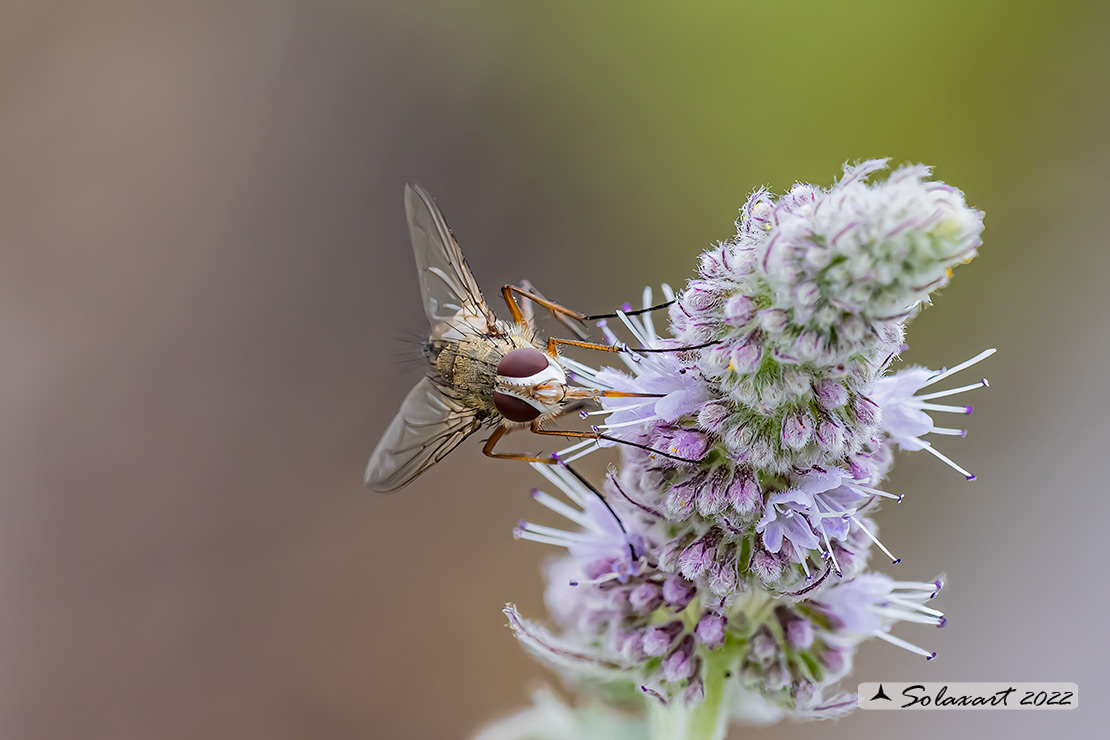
365,376,484,492
405,184,499,339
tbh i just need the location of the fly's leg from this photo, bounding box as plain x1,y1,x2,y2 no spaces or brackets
501,284,676,337
513,280,591,340
547,334,717,356
548,337,620,356
481,394,671,463
501,284,590,337
482,424,559,464
502,284,707,354
547,335,717,356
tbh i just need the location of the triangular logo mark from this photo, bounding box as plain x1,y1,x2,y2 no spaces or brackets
870,684,892,701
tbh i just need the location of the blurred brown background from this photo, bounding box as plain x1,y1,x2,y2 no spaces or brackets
0,1,1106,738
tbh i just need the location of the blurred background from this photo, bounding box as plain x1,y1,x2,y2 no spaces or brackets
1,1,1105,738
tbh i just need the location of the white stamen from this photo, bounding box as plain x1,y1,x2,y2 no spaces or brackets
561,444,601,464
892,579,942,593
531,490,600,532
553,438,595,460
559,357,605,384
923,348,996,387
916,380,989,401
661,283,676,303
584,399,655,416
615,310,650,348
520,522,591,541
917,402,972,414
929,427,966,436
851,484,903,501
873,607,941,626
822,530,843,575
531,463,586,506
598,322,621,347
570,572,623,587
919,443,974,479
641,286,657,340
515,530,578,548
598,415,661,432
887,596,944,618
851,517,900,563
874,630,934,659
615,350,642,373
597,323,641,372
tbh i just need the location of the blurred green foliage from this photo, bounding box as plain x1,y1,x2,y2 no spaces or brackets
382,0,1107,354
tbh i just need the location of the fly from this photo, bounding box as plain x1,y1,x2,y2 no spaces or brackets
364,185,709,493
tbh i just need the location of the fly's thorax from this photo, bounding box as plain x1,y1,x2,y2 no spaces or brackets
492,347,568,423
431,330,541,418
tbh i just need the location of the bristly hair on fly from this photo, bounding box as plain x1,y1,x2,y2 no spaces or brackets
390,325,436,370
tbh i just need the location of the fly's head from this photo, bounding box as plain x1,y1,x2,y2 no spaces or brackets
492,347,568,423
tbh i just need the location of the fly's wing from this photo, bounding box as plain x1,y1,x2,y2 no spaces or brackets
364,376,484,492
405,184,500,339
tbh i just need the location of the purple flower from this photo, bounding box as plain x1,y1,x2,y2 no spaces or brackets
662,635,697,682
755,489,819,558
661,574,695,608
550,286,713,464
872,348,995,479
515,463,642,582
816,573,946,659
489,160,989,733
794,682,858,720
642,621,684,657
503,605,630,679
786,617,815,649
694,613,727,649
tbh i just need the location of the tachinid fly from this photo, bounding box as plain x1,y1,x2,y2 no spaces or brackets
365,185,704,492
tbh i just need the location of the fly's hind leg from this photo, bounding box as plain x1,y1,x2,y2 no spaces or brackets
512,280,592,340
501,283,675,336
501,284,590,339
502,283,708,356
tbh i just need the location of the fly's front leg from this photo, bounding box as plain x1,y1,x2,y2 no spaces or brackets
482,404,622,464
482,424,559,464
529,423,600,441
549,335,717,356
547,337,621,356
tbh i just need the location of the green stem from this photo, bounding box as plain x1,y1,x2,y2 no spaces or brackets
647,649,730,740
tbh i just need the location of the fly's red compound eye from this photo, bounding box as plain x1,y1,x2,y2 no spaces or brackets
493,392,542,422
497,347,549,378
